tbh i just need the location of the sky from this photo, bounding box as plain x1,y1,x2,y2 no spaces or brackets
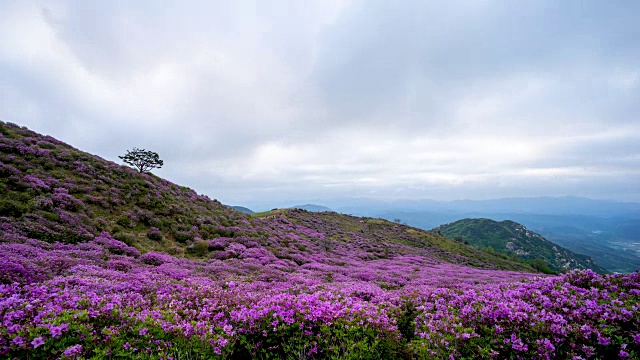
1,0,639,206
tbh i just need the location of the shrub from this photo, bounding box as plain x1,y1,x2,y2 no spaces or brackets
148,217,163,228
141,251,173,266
147,227,163,241
116,216,134,228
531,258,554,274
114,232,137,246
95,232,141,258
0,199,28,217
194,240,209,256
173,231,193,243
396,301,417,342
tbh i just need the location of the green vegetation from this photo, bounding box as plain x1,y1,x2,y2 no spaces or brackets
435,218,608,274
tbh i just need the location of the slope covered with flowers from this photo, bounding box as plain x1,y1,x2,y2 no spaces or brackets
1,121,639,359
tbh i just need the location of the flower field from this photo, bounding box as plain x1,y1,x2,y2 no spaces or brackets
1,121,639,359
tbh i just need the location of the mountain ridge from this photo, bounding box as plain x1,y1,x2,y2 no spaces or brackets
434,218,608,274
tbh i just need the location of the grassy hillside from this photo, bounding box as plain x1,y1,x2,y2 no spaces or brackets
0,122,251,256
0,121,532,273
435,218,608,274
1,121,638,359
262,210,536,272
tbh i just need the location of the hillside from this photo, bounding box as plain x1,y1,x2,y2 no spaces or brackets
435,218,608,274
0,121,532,273
1,121,638,359
229,205,255,214
335,197,640,273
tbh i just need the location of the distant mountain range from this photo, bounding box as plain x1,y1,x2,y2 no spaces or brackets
435,219,608,274
328,196,640,217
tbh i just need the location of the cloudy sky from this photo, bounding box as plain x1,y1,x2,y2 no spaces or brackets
1,0,639,205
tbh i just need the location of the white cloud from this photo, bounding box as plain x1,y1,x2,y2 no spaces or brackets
1,0,639,203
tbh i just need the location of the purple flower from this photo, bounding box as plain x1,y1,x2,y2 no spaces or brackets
30,337,45,348
598,334,611,346
48,323,69,339
50,326,61,338
63,344,83,357
540,338,555,352
11,336,25,348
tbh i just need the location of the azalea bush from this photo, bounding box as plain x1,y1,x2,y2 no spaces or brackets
1,231,638,359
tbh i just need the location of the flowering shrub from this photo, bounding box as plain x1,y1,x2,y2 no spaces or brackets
140,251,174,266
147,227,163,241
0,235,638,359
94,232,140,258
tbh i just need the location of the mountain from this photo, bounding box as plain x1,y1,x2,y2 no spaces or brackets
1,121,638,359
229,205,255,214
435,218,608,274
291,204,333,212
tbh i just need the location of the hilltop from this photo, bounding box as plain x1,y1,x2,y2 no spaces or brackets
291,204,333,212
435,218,608,274
228,205,255,214
1,121,638,359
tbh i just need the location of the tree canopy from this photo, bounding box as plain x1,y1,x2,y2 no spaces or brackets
119,148,163,173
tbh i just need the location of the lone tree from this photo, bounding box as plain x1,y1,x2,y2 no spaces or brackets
119,148,164,173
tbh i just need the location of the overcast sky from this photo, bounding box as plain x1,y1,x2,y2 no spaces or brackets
1,0,639,205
